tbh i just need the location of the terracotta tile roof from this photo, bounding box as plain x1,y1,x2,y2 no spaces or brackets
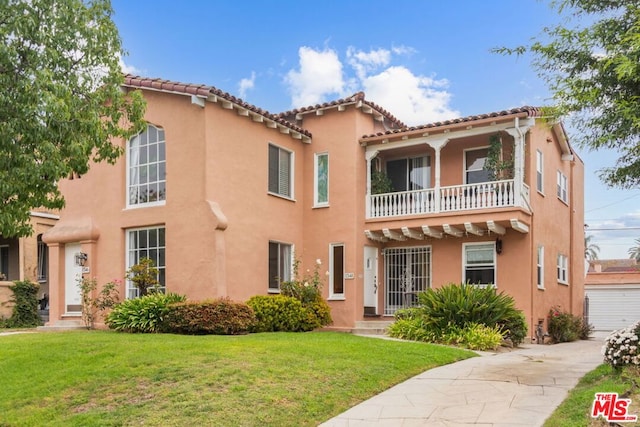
361,106,543,140
123,74,312,140
277,92,407,129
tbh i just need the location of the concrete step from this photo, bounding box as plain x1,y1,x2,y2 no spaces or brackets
352,320,394,336
38,319,86,331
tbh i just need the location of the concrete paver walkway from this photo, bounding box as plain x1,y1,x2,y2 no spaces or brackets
321,336,606,426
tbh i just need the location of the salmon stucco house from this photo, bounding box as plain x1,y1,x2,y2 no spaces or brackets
43,75,585,338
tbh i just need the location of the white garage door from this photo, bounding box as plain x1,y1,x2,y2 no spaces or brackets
586,285,640,332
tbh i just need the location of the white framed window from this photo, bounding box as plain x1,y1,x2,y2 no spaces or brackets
386,156,431,191
126,227,166,298
268,144,294,198
536,245,544,289
557,254,568,284
464,148,490,184
37,234,48,282
557,171,568,203
463,242,496,287
314,153,329,206
536,150,544,193
268,241,292,292
329,243,344,299
127,124,166,207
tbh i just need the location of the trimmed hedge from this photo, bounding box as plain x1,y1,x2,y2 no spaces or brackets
246,295,310,332
164,298,256,335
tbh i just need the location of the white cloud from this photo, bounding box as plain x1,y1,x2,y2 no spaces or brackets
363,66,459,125
238,71,256,99
284,46,459,125
119,56,141,75
284,47,345,108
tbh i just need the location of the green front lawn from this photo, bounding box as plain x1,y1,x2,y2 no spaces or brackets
0,331,474,426
544,364,640,427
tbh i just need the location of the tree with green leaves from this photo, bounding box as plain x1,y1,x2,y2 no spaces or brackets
584,234,600,261
0,0,146,237
629,238,640,261
496,1,640,188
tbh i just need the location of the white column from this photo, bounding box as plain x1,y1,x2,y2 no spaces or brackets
426,138,449,213
505,118,532,208
365,150,379,218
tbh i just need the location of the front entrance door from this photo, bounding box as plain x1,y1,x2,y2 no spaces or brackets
363,246,378,315
64,243,83,314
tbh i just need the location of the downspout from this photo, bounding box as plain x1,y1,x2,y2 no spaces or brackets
569,158,575,315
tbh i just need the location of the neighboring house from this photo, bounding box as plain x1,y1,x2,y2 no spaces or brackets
586,259,640,331
0,211,57,320
43,75,585,339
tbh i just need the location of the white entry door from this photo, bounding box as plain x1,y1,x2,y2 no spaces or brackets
364,246,378,315
64,243,83,314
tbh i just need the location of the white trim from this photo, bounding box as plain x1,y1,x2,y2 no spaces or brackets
557,253,569,285
536,149,544,194
125,226,166,298
29,211,60,220
556,170,568,204
536,245,545,289
462,242,497,287
126,124,167,209
463,145,489,185
268,143,295,199
313,152,329,207
267,240,293,292
329,243,345,299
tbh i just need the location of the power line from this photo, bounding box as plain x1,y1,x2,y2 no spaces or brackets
585,193,640,213
587,227,640,231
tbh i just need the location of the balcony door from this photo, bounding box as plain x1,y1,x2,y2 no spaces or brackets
386,156,430,192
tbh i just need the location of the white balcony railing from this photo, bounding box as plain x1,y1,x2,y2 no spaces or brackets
368,179,525,219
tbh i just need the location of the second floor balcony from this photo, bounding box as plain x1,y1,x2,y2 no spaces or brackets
368,180,530,219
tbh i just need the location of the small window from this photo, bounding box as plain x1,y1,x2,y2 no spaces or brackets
557,171,568,203
330,243,344,297
268,241,292,291
536,150,544,193
463,243,496,287
557,254,568,284
128,124,166,207
465,148,490,184
126,227,166,298
536,245,544,289
268,144,293,198
0,245,8,280
37,234,48,282
314,153,329,206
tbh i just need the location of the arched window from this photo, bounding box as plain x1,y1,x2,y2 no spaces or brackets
128,124,166,206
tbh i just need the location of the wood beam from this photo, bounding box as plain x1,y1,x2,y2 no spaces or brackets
421,225,443,239
365,230,388,243
443,224,463,237
382,228,408,241
401,227,424,240
486,221,506,235
464,222,484,236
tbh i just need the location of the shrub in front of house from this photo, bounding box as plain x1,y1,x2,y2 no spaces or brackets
547,306,591,343
5,281,41,328
387,283,528,348
246,295,312,332
164,298,256,335
602,321,640,369
105,292,186,333
440,322,504,351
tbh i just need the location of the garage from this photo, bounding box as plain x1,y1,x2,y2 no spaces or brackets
585,284,640,332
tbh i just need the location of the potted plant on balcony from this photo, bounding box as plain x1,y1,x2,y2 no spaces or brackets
371,170,393,194
484,134,514,205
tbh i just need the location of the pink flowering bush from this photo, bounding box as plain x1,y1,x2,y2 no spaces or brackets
602,321,640,369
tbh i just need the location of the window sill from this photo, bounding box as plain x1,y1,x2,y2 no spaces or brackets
124,201,166,210
537,285,545,290
268,289,281,294
327,296,345,301
557,281,569,286
268,192,296,202
313,204,329,209
557,197,569,206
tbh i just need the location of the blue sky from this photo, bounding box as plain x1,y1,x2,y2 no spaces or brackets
111,0,640,259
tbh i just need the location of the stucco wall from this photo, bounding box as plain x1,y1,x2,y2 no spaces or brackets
0,281,13,319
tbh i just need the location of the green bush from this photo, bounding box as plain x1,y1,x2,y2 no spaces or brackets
547,307,587,343
386,317,436,342
246,295,310,332
105,293,186,333
280,259,333,329
164,298,256,335
417,283,527,346
441,323,504,351
5,281,41,328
